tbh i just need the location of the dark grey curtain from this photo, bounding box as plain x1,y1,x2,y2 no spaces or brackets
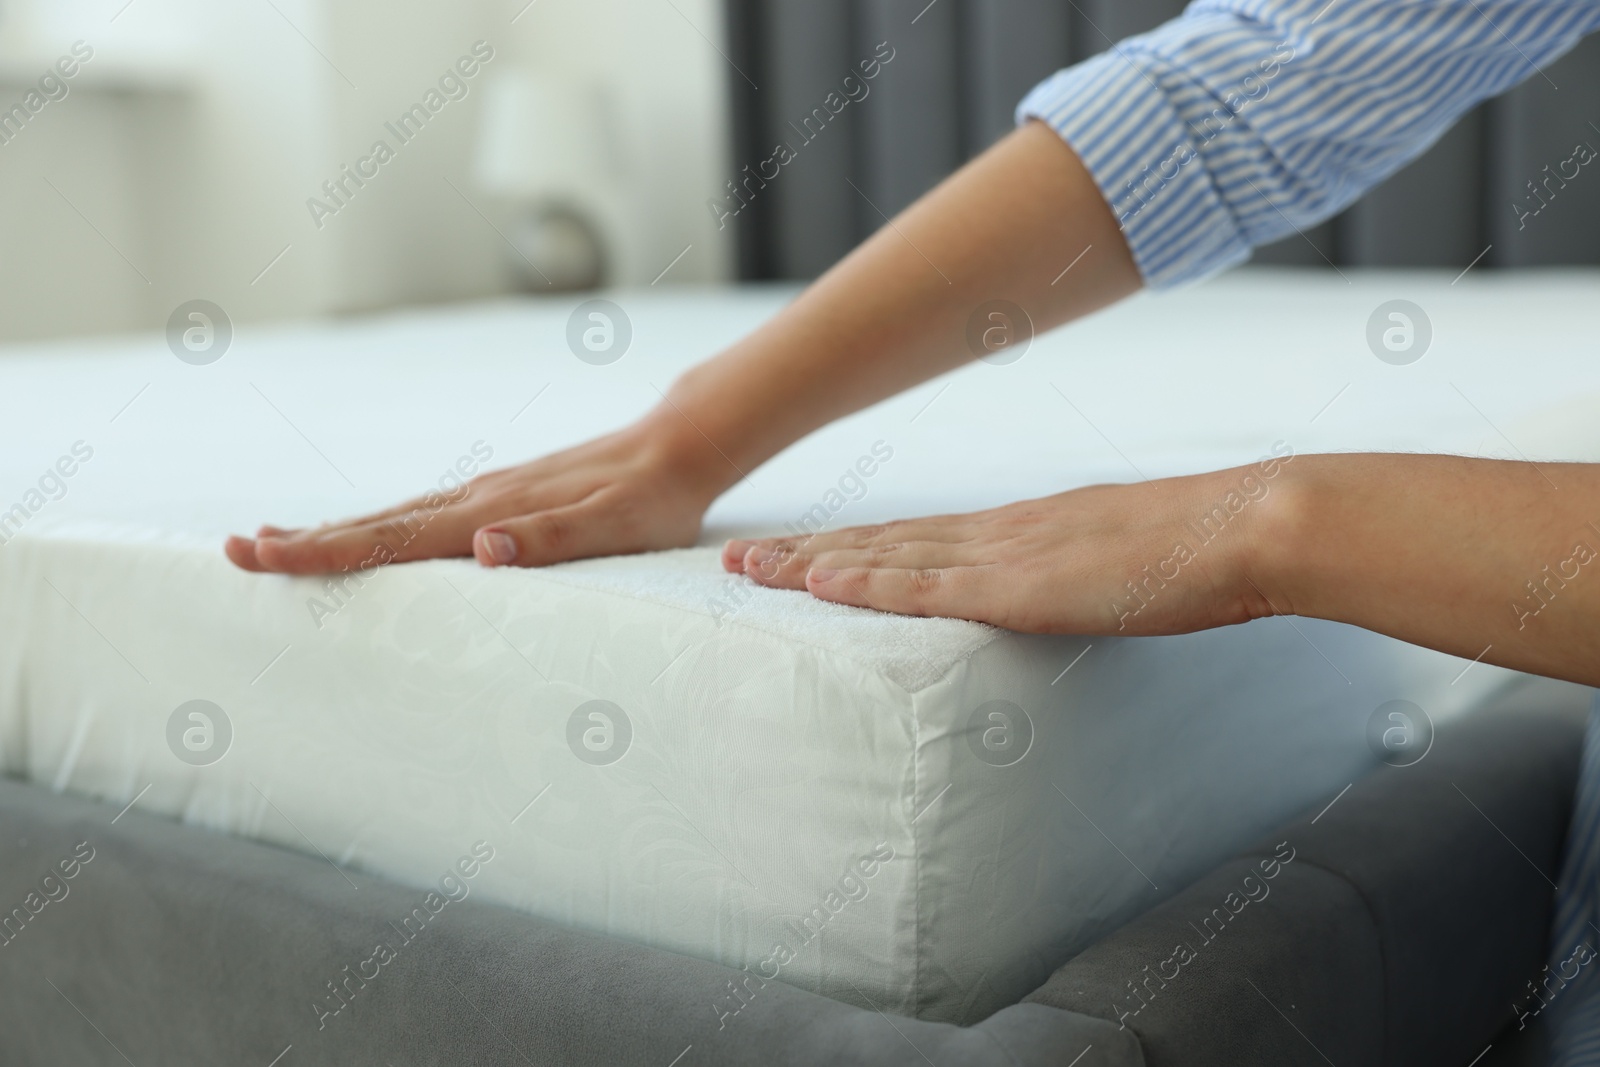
724,0,1600,280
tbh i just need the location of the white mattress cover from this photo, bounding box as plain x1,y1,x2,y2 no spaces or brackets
1,270,1594,1022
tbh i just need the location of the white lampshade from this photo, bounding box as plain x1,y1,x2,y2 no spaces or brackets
473,69,615,200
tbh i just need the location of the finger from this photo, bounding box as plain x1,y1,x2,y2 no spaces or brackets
823,516,981,547
726,517,976,575
746,540,969,590
254,499,490,574
252,484,478,552
308,492,448,535
231,497,431,571
721,539,756,572
804,565,986,622
256,524,300,539
473,496,642,569
224,535,270,572
740,540,808,584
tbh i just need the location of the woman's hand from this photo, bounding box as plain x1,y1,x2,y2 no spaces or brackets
725,454,1600,689
226,123,1138,578
722,460,1291,637
226,411,735,575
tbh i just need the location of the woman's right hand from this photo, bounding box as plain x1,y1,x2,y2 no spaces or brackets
224,409,736,575
224,122,1141,577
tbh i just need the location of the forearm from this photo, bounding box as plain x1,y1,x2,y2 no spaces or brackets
1262,455,1600,687
652,121,1139,490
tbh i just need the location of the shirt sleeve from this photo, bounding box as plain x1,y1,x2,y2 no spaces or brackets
1017,0,1600,288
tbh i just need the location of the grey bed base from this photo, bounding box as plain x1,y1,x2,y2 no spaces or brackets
0,676,1587,1066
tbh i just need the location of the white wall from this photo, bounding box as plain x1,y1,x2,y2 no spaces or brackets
0,0,341,339
0,0,732,343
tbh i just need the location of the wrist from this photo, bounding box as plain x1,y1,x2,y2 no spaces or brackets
626,389,750,507
640,351,819,502
1244,451,1330,621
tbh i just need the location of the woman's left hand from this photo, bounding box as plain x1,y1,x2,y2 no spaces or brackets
722,460,1294,636
724,452,1600,690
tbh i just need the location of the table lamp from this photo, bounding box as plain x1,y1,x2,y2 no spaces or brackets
473,69,614,291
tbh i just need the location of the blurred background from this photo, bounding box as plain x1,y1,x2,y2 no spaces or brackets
0,0,1596,343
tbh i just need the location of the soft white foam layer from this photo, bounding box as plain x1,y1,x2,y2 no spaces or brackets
0,270,1593,1021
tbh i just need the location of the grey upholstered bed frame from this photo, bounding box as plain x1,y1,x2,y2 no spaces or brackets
0,675,1586,1065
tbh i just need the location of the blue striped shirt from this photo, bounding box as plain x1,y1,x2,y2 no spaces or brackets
1017,0,1600,288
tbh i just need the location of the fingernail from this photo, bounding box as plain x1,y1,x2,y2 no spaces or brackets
747,546,787,581
808,568,838,583
478,530,517,566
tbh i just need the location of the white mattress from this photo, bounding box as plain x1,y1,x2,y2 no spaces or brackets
0,270,1594,1023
